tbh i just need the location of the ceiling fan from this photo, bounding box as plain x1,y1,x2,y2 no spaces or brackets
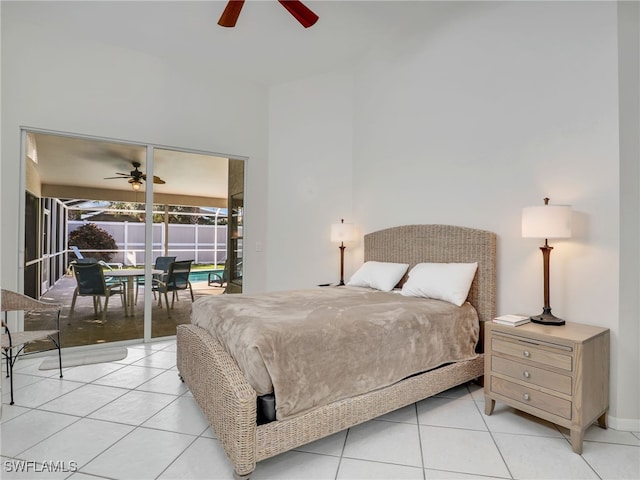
218,0,318,28
104,161,166,191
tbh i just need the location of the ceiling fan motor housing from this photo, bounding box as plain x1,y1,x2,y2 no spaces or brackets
130,162,144,180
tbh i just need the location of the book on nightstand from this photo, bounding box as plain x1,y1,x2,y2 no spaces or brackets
492,314,530,326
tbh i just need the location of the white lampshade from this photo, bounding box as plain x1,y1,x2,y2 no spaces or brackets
522,204,572,239
331,221,355,243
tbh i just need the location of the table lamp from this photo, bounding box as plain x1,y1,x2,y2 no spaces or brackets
331,219,355,286
522,197,572,325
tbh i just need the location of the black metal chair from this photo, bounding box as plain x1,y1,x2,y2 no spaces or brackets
1,289,63,405
207,268,227,288
134,255,176,304
152,260,194,317
70,263,127,320
69,255,120,287
207,258,239,293
70,245,123,270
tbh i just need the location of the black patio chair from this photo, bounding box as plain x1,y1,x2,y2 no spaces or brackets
70,246,123,270
68,250,121,287
152,260,194,317
1,289,63,405
134,255,176,304
70,263,127,320
207,258,240,293
207,268,227,288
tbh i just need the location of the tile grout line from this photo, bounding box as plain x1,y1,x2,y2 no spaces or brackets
473,388,515,480
414,402,427,480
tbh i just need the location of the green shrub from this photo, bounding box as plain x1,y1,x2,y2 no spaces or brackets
69,223,118,262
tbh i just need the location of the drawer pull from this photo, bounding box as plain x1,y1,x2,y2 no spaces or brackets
523,393,530,401
523,350,531,358
523,371,530,379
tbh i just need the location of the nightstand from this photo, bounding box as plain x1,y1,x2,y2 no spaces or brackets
484,321,609,454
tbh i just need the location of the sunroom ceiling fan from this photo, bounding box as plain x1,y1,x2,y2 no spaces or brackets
104,161,166,191
218,0,318,28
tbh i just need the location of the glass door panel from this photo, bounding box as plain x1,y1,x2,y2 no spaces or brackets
24,131,148,348
150,148,234,338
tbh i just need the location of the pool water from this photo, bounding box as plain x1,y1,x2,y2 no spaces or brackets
189,270,224,283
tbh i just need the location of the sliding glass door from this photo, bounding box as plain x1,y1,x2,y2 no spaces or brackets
21,128,244,347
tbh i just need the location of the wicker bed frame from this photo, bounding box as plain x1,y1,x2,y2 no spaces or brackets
176,224,497,478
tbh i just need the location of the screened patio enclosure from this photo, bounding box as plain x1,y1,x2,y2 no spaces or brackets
25,197,232,348
67,203,229,268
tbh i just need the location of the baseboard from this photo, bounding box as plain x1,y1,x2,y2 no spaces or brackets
39,346,127,370
608,415,640,432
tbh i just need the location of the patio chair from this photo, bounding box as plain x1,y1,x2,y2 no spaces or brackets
134,255,176,304
152,260,194,317
74,257,125,289
208,258,242,293
70,246,123,270
207,270,226,288
1,289,63,405
70,263,128,320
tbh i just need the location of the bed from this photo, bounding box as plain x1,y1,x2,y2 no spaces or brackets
176,224,496,479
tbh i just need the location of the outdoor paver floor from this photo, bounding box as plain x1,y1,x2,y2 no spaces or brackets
27,274,223,348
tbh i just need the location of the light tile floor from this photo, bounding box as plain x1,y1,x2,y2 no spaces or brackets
1,340,639,479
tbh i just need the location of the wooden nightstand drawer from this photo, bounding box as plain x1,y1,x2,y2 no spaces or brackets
492,356,572,395
491,376,572,419
492,337,572,371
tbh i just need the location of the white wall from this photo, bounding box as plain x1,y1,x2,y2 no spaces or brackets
268,73,354,290
617,0,640,431
268,2,636,428
354,2,620,318
1,5,270,294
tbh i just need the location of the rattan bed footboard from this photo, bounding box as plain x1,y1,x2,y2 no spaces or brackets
177,324,484,478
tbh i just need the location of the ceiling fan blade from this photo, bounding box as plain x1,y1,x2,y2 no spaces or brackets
104,174,131,179
218,0,245,27
278,0,318,28
141,173,166,185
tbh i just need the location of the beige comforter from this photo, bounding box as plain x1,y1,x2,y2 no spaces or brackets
191,286,479,420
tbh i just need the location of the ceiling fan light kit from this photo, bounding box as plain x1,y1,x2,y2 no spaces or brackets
129,179,142,191
104,161,166,191
218,0,318,28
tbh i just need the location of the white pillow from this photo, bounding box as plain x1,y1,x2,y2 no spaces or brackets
347,261,409,292
400,262,478,306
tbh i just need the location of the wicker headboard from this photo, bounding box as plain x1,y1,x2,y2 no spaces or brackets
364,224,497,323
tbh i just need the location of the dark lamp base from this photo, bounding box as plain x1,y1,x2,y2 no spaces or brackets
530,311,565,326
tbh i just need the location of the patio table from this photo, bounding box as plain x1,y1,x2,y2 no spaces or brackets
106,269,163,312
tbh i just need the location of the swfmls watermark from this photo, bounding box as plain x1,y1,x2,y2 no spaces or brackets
3,460,78,473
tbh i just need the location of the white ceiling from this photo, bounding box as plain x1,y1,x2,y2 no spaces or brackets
11,1,478,203
9,0,472,85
